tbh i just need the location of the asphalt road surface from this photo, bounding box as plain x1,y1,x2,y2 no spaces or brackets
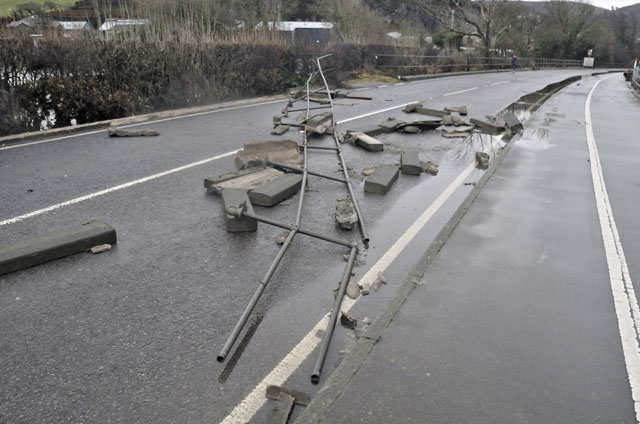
0,68,623,423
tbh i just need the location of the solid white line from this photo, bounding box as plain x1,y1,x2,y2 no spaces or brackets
337,102,418,125
443,87,478,97
355,87,370,91
0,150,238,226
490,81,509,86
0,100,284,151
585,75,640,423
219,138,503,424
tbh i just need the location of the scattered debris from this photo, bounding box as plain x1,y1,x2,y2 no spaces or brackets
221,188,257,232
90,244,112,254
377,117,405,133
271,125,290,136
249,174,304,207
442,115,454,126
305,112,333,134
267,392,295,424
361,166,376,176
343,252,365,267
400,151,421,175
108,128,159,137
266,385,311,406
340,312,358,329
336,131,347,144
470,118,505,135
403,102,450,117
445,106,468,115
455,125,475,133
396,120,442,133
235,140,302,170
442,132,470,138
360,283,370,295
420,161,439,175
451,115,468,126
275,231,289,245
336,197,359,230
346,280,360,299
502,112,523,133
476,152,490,170
204,167,284,194
364,165,400,194
377,271,388,284
353,132,384,152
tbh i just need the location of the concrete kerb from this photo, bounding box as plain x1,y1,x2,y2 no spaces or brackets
294,135,520,424
0,94,288,146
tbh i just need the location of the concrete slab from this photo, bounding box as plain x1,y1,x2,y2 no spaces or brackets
235,140,302,170
452,115,468,126
347,125,386,137
0,221,117,276
364,165,400,194
108,128,159,137
305,112,333,134
377,118,404,134
335,197,358,230
248,174,303,207
442,132,470,138
503,112,523,132
411,106,450,118
445,106,468,115
353,132,384,152
400,152,421,175
204,167,284,193
221,188,257,232
271,125,290,136
397,120,442,133
267,392,295,424
470,118,505,135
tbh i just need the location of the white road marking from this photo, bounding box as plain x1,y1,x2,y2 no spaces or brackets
490,81,509,86
377,85,389,88
336,102,418,124
220,137,503,424
516,77,527,81
443,87,479,96
585,75,640,423
395,83,405,86
355,87,370,91
0,150,238,226
0,100,284,151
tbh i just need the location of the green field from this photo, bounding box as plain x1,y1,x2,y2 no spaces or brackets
1,0,78,18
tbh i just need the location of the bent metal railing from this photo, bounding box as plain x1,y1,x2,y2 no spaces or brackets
217,55,366,384
633,66,640,88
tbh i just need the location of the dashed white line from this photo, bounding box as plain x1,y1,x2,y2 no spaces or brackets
0,150,238,226
443,87,479,96
585,75,640,423
355,87,370,91
490,81,510,86
395,83,405,86
336,102,418,125
0,100,284,151
377,85,389,88
219,136,503,424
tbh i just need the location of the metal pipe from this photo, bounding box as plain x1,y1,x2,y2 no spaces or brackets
217,230,297,362
311,245,358,384
267,160,347,184
316,56,370,245
241,212,353,248
305,146,339,151
288,105,332,113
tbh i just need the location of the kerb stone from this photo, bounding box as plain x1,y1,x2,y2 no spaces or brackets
503,112,523,132
364,165,399,194
204,167,284,193
400,152,421,175
353,132,384,152
249,174,303,207
347,125,386,137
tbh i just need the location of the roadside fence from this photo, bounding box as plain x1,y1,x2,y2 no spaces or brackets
633,66,640,88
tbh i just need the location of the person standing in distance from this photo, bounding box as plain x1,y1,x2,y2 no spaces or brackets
511,54,518,73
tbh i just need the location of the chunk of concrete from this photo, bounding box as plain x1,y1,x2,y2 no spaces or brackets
400,152,421,175
340,312,358,329
267,392,295,424
451,115,468,126
421,161,439,175
442,115,454,126
362,167,376,176
346,280,360,299
335,197,358,230
364,165,399,194
445,106,468,115
90,244,112,254
442,132,470,138
476,152,490,170
377,118,404,133
503,112,523,132
221,188,257,232
249,174,303,207
397,120,441,133
0,221,117,276
108,128,159,137
271,125,290,136
347,125,386,137
353,132,384,152
266,385,311,406
344,93,373,100
470,118,505,135
305,112,333,134
400,125,421,134
204,167,284,193
235,140,302,170
404,103,450,117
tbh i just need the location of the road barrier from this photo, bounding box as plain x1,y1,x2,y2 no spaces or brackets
633,67,640,89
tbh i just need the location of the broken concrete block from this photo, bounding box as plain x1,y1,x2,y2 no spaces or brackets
271,125,290,136
108,128,159,137
347,125,386,137
476,152,490,170
90,244,112,254
344,93,373,100
400,152,421,175
268,392,295,424
204,167,284,194
305,112,333,134
503,112,523,132
266,385,311,406
276,231,289,245
362,167,376,176
340,312,358,329
378,271,388,284
353,132,384,152
360,284,370,295
372,277,382,292
346,280,360,299
451,115,467,126
455,125,475,133
405,104,450,117
402,102,422,113
400,125,421,134
235,140,302,170
221,188,257,232
442,115,454,126
364,165,400,195
0,221,117,276
335,197,358,230
249,174,303,207
470,118,505,135
397,120,441,133
445,106,468,115
377,118,405,133
421,161,439,175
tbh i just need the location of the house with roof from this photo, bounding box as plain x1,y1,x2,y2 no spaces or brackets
7,15,41,30
99,19,150,36
255,21,334,45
